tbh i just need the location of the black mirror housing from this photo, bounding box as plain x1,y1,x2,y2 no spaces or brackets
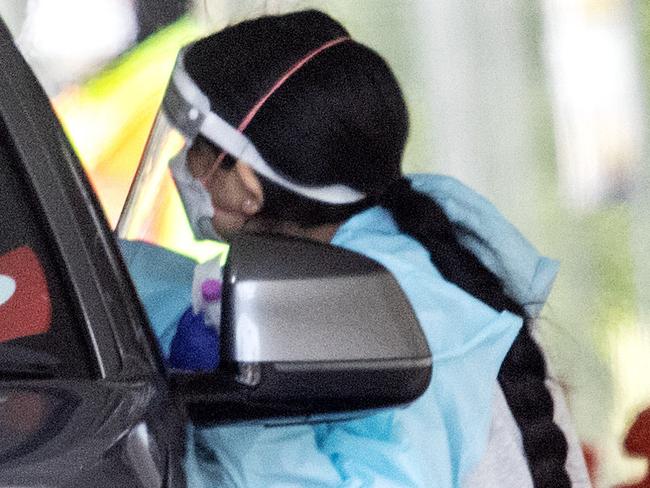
171,234,431,425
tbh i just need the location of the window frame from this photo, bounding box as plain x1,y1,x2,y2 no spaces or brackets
0,19,165,382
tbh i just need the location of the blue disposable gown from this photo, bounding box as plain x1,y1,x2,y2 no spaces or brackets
120,174,559,488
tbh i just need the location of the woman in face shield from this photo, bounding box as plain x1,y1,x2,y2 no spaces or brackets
120,9,591,488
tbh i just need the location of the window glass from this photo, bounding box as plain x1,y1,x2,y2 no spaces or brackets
0,143,96,379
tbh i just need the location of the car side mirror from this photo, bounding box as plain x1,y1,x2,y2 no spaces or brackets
170,234,431,425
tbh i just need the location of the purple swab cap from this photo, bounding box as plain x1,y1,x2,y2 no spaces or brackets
201,279,222,302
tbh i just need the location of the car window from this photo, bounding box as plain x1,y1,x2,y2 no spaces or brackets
0,142,97,379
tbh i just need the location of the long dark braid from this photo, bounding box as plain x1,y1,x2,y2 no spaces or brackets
381,179,571,487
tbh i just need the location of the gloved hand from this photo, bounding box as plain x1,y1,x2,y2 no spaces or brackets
169,307,219,371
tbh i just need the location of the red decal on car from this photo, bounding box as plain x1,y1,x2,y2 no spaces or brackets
0,246,51,342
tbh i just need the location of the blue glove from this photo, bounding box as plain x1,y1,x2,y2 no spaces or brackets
169,307,219,371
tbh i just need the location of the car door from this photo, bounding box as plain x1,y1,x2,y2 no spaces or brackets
0,16,186,488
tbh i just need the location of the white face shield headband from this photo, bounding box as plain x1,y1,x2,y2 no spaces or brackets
168,37,366,238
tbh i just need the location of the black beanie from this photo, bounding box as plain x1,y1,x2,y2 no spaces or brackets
184,10,348,129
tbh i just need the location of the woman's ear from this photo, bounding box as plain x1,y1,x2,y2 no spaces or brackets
235,160,264,216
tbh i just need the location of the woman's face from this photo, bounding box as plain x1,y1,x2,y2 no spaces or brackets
186,138,264,242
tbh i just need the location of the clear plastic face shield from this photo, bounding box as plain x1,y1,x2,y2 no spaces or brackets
117,44,365,258
116,51,226,260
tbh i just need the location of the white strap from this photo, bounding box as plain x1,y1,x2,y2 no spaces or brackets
200,111,365,204
171,61,366,205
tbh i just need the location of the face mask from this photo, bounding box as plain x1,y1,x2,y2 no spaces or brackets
169,149,223,241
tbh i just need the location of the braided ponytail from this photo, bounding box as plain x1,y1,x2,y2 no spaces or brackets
381,178,571,487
